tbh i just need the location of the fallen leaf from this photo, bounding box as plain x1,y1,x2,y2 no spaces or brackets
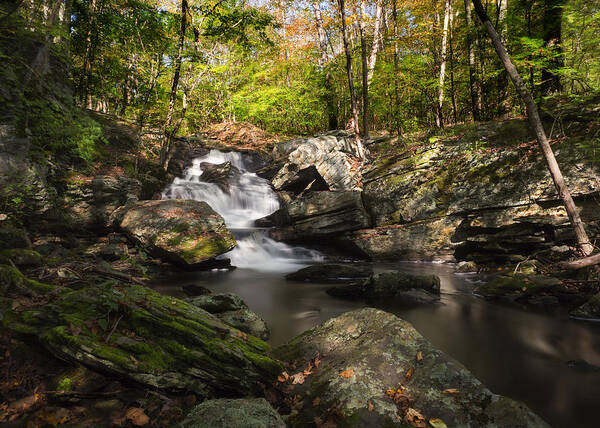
277,371,289,382
290,372,305,384
339,369,354,378
429,418,449,428
368,400,374,412
129,355,139,365
312,397,321,406
304,361,314,376
405,366,414,380
69,323,82,337
442,388,460,395
125,407,149,426
314,354,321,368
416,351,423,362
404,407,426,427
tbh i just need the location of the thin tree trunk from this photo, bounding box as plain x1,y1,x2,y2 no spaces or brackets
160,0,188,171
449,9,458,125
541,0,565,95
392,0,401,135
471,0,593,256
436,0,451,128
464,0,480,121
337,0,365,158
367,0,384,84
358,0,369,139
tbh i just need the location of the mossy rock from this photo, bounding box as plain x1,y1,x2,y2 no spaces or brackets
0,249,43,267
2,268,282,397
475,274,561,300
119,199,236,266
273,308,549,428
0,264,54,297
186,293,248,313
177,398,285,428
570,293,600,320
285,263,372,283
0,226,29,250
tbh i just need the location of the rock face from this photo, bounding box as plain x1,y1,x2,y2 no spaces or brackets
327,270,441,305
348,120,600,261
187,293,270,341
177,398,285,428
286,263,372,283
272,133,362,193
119,199,236,265
570,293,600,320
1,265,281,397
273,308,549,428
64,175,142,230
274,191,371,240
200,161,239,193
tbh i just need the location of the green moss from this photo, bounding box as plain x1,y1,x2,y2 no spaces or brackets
57,377,72,392
0,264,54,296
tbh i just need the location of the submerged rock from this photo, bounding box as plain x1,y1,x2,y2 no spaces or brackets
177,398,285,428
327,270,441,305
570,293,600,320
1,266,281,397
186,293,248,313
285,263,372,283
119,199,236,266
273,308,549,428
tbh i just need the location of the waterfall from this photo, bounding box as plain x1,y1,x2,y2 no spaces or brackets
162,149,323,272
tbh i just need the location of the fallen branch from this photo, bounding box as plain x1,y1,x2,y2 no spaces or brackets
88,268,146,285
559,253,600,270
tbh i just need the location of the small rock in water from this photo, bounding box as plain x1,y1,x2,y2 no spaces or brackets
566,359,600,372
182,284,213,296
286,263,372,283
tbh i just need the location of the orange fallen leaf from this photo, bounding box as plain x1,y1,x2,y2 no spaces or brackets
125,407,149,426
405,366,414,380
314,354,321,368
290,372,305,384
304,361,314,376
416,351,423,362
339,369,354,378
277,371,289,382
368,400,374,412
442,388,459,395
129,355,138,365
404,407,426,427
312,397,321,406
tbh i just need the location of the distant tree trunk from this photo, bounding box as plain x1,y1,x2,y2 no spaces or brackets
436,0,451,128
449,9,458,125
79,0,97,105
160,0,188,171
358,0,369,139
312,0,338,130
471,0,593,256
367,0,384,84
541,0,565,95
392,0,402,135
337,0,365,158
496,0,510,116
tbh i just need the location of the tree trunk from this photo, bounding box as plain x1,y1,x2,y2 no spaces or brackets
359,0,369,139
160,0,188,171
392,0,401,135
436,0,451,128
312,0,338,130
337,0,365,158
471,0,593,256
464,0,480,121
541,0,565,95
449,8,458,125
367,0,384,84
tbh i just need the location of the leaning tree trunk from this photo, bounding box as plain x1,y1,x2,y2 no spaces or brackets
436,0,451,128
160,0,188,171
337,0,365,158
367,0,384,84
471,0,593,256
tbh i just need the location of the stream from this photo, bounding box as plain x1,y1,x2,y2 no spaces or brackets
159,150,600,428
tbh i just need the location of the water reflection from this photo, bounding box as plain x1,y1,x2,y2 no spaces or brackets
156,262,600,427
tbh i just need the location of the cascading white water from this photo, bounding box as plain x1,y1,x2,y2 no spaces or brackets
162,149,323,271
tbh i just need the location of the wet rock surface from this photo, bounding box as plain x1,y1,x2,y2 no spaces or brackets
285,263,372,283
177,398,285,428
570,292,600,320
273,308,549,428
118,199,236,266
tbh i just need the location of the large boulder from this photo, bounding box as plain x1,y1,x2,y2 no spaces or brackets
177,398,285,428
272,135,362,193
1,265,281,397
273,308,549,428
119,199,236,265
273,191,371,240
200,161,240,193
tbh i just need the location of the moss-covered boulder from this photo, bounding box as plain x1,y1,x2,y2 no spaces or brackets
570,293,600,320
119,199,236,265
273,308,549,428
0,248,43,267
0,226,29,250
285,263,372,283
1,267,282,397
177,398,285,428
186,293,247,313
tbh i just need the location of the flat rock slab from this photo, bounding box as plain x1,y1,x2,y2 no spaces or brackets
119,199,236,265
273,308,549,428
177,398,285,428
